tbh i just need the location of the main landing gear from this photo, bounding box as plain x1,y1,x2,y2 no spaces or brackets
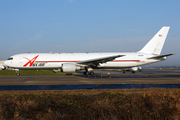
83,71,94,76
83,67,94,76
123,70,136,74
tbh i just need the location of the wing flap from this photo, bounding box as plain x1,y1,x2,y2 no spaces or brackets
77,55,125,66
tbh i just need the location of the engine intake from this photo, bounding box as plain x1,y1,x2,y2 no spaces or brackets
1,65,6,70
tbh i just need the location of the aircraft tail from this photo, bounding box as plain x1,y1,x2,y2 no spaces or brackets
138,26,170,55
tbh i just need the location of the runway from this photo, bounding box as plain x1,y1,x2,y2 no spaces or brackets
0,70,180,85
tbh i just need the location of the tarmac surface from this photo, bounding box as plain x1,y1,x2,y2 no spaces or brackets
0,69,180,85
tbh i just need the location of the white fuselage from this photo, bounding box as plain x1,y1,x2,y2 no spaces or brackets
4,52,163,70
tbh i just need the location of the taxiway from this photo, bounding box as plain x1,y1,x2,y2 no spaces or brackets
0,70,180,85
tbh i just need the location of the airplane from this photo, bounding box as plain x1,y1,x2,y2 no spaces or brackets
4,26,174,76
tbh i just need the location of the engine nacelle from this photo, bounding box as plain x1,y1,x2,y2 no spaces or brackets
130,66,142,72
1,65,6,70
131,67,138,71
61,63,78,72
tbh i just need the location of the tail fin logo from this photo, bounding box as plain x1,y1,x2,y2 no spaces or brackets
23,55,39,67
159,35,162,37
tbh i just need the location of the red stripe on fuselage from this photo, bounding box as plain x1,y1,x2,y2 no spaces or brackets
35,61,81,62
35,60,140,62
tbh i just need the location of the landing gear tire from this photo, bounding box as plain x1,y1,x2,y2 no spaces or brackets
16,73,20,76
89,71,94,76
83,71,94,76
83,71,88,75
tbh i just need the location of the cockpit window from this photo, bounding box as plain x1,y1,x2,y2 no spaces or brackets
7,57,13,60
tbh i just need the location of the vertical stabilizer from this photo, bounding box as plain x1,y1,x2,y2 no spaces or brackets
138,26,170,55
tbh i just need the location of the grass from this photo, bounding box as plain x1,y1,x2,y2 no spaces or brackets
0,70,16,75
0,89,180,119
0,70,65,75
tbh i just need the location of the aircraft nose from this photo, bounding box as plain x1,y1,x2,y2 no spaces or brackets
4,60,8,66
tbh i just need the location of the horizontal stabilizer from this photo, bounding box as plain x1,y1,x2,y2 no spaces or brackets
78,55,125,66
147,53,175,59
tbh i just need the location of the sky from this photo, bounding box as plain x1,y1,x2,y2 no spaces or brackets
0,0,179,66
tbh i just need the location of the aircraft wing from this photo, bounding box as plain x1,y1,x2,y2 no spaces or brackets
77,55,125,66
147,53,175,59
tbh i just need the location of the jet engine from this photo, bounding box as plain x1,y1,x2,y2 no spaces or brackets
61,63,80,72
1,65,6,70
131,67,138,72
130,66,142,73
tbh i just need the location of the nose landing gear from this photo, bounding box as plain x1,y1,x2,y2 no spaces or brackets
15,69,20,76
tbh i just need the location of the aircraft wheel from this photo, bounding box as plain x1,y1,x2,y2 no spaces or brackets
16,73,20,76
89,71,94,76
83,72,87,75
